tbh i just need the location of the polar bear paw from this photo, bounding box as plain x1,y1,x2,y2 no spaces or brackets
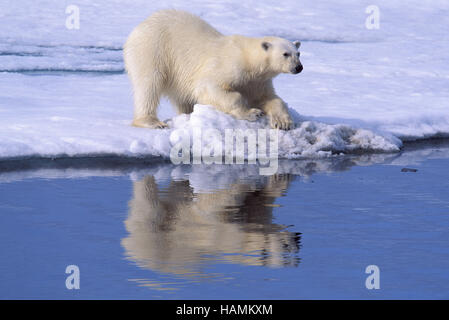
269,113,294,130
244,108,265,121
132,117,169,129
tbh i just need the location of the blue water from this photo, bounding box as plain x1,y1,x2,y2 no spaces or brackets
1,143,449,299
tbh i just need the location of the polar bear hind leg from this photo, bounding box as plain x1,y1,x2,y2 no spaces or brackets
130,71,168,129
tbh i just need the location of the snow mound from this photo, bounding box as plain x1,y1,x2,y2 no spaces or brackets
128,105,401,160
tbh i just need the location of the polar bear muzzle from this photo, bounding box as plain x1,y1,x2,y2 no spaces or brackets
292,63,303,74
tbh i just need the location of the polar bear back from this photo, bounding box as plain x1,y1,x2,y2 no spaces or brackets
124,10,223,77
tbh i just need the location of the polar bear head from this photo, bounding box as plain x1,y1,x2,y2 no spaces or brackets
261,37,303,75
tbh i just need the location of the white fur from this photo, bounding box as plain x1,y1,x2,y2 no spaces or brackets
124,9,302,130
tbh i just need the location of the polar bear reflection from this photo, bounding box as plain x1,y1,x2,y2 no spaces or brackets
122,174,300,277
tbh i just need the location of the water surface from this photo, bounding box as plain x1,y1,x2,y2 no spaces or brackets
1,141,449,299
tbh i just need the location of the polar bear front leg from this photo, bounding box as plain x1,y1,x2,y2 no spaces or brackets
198,84,264,121
261,97,293,130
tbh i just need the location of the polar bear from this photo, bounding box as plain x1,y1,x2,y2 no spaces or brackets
123,10,303,130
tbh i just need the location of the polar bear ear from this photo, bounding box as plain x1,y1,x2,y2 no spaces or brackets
293,40,301,49
261,42,271,51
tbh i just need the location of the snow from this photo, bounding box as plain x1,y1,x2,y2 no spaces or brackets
0,0,448,161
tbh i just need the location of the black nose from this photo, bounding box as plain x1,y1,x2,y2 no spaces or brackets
295,64,303,73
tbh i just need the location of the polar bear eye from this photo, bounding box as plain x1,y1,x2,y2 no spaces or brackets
296,52,300,57
283,52,291,58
